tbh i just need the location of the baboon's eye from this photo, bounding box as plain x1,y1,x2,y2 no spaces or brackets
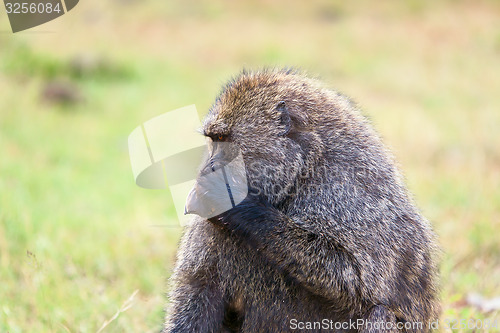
214,134,227,142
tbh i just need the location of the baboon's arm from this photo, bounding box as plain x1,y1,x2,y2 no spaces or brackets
209,198,362,303
164,279,225,333
164,224,226,333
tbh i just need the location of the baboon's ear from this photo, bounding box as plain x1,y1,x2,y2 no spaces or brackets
277,101,291,136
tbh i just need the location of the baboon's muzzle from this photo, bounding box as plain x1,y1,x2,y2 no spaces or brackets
184,142,248,219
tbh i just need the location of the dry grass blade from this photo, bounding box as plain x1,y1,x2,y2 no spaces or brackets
96,289,139,333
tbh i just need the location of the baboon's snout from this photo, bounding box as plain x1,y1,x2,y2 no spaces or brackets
184,142,248,219
184,185,201,215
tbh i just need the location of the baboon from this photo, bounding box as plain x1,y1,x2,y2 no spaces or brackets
164,69,440,333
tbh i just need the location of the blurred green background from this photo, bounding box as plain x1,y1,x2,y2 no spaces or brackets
1,0,499,332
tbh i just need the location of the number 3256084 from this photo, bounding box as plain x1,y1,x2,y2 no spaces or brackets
5,2,62,14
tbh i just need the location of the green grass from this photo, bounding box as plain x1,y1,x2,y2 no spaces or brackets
1,0,500,331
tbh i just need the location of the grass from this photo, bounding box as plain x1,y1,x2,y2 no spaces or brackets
1,0,499,331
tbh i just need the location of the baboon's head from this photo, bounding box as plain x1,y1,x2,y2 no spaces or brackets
199,69,325,206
